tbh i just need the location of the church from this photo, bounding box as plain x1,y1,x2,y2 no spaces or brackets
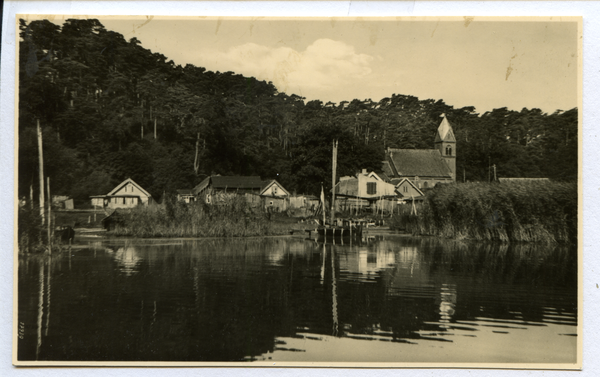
381,114,456,193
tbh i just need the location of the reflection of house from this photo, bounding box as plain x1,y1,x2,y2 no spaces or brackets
260,180,290,212
114,246,141,276
91,178,152,209
176,189,195,203
338,247,396,279
383,114,456,189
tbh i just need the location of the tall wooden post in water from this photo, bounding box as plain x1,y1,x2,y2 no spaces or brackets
37,119,45,225
47,177,52,255
330,140,338,226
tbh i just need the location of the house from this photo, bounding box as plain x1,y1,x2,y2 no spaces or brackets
394,178,425,202
192,175,265,203
334,169,398,212
382,114,456,189
91,178,152,209
52,195,74,210
288,194,321,217
260,180,290,212
176,189,195,203
335,170,397,200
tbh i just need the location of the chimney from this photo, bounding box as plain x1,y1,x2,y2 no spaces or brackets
362,169,367,174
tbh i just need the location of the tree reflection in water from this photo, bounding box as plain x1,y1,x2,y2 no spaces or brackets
17,236,577,363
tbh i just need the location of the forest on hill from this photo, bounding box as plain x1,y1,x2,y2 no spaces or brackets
18,19,578,206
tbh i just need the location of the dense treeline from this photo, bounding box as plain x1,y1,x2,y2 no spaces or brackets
19,19,578,206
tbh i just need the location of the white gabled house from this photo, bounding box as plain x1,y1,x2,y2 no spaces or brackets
91,178,152,209
260,179,290,212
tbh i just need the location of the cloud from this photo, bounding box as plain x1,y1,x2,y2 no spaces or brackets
197,39,374,97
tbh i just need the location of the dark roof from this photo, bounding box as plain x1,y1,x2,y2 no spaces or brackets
177,189,193,195
381,161,396,178
334,177,359,197
192,176,264,195
211,176,263,189
386,149,452,178
377,171,391,183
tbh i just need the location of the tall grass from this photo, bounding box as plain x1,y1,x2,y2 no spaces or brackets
17,206,67,253
112,195,291,238
390,181,577,243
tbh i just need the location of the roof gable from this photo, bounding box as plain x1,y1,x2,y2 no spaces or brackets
367,171,384,181
107,178,151,198
387,149,452,178
260,180,290,196
395,178,425,197
192,176,211,195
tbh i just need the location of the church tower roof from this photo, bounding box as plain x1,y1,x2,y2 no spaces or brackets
435,114,456,143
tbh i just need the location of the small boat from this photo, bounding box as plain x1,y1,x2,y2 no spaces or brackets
56,226,75,242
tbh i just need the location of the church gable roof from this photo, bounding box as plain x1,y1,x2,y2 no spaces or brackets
381,161,396,178
434,114,456,143
387,149,452,178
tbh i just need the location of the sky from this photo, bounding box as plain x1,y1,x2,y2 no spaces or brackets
70,16,583,114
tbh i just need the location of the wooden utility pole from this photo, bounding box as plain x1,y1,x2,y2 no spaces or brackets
37,119,45,225
154,118,157,139
330,140,338,226
194,133,201,175
47,177,52,255
321,185,326,227
493,164,497,182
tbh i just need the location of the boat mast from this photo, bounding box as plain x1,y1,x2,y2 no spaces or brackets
330,139,338,226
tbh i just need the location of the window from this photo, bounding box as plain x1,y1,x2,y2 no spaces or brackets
122,197,126,204
403,186,408,193
273,186,278,194
367,182,377,195
446,146,452,156
423,181,428,188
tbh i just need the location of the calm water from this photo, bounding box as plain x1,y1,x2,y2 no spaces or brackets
17,235,578,364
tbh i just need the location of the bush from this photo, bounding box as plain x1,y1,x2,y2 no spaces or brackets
391,181,577,244
112,195,291,238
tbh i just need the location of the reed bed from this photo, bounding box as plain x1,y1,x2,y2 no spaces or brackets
390,181,577,243
18,207,49,253
112,196,291,238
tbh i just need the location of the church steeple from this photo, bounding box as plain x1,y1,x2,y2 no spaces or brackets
434,114,456,181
